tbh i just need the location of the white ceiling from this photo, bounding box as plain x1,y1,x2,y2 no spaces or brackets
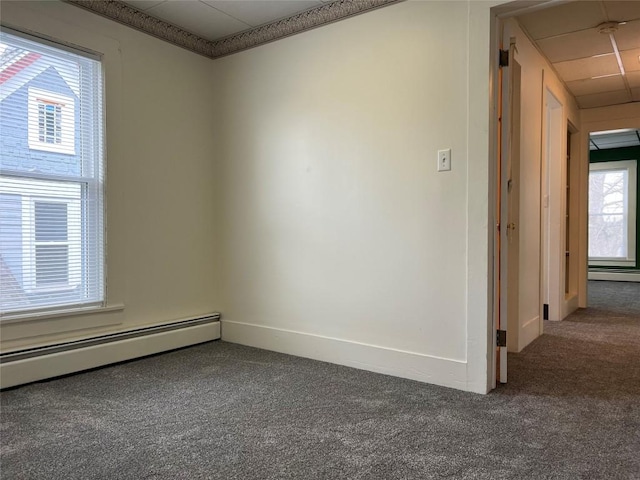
516,0,640,109
589,128,640,150
122,0,334,41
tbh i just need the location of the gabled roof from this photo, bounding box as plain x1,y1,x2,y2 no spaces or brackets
0,49,41,84
0,43,79,102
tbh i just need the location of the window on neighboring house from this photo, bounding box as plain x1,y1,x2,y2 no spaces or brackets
28,87,75,154
35,202,70,286
588,159,637,267
0,28,104,317
39,103,62,143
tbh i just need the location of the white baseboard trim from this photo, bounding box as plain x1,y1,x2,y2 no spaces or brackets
221,320,468,391
561,294,579,320
520,316,539,351
1,321,220,389
588,272,640,282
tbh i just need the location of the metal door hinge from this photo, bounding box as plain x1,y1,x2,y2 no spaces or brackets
499,49,509,67
497,329,507,347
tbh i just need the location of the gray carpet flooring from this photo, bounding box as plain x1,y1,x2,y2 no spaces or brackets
1,281,639,479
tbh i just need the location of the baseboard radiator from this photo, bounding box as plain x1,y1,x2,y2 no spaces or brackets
0,314,221,389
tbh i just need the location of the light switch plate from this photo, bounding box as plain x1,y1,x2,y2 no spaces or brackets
437,149,451,171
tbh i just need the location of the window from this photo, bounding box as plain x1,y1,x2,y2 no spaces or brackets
588,159,637,266
0,178,82,293
39,103,61,143
28,87,75,154
0,28,104,317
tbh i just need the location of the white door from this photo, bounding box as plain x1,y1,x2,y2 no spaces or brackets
497,28,520,383
506,58,521,355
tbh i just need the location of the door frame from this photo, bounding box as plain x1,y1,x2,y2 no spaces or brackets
487,0,579,388
541,88,564,322
580,107,640,301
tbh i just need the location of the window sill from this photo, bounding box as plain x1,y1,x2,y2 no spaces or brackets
28,143,76,156
589,259,636,267
0,304,125,325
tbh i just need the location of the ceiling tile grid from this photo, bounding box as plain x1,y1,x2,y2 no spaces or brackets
64,0,640,110
537,28,613,64
67,0,402,59
138,1,251,39
516,0,640,109
517,2,604,40
201,1,323,28
590,128,640,150
553,53,619,82
121,0,327,40
602,1,640,24
628,71,640,88
122,0,165,10
566,74,626,97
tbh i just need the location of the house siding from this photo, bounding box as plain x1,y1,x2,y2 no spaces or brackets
1,64,81,303
0,193,23,286
0,66,81,177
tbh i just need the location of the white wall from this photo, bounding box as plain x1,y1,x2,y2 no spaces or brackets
0,1,221,351
215,0,501,392
1,0,506,393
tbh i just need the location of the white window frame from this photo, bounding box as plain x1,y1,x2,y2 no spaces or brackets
0,177,81,293
1,27,105,319
28,87,75,155
588,159,637,267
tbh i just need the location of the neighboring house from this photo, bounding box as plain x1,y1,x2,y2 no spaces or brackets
0,44,82,313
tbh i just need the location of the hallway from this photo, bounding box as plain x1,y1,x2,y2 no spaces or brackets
505,280,640,398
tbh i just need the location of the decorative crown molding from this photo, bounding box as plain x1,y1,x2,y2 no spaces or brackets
64,0,403,59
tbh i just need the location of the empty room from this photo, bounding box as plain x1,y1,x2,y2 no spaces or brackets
1,0,639,478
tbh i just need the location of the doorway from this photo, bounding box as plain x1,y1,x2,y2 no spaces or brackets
489,0,640,388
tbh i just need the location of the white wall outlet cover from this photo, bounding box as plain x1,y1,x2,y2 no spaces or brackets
437,148,451,171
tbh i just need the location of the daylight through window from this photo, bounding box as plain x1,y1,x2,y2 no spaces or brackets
588,159,637,266
0,28,104,317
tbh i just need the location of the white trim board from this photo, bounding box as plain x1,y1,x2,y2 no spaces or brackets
520,315,540,351
221,320,467,391
588,272,640,282
1,321,220,389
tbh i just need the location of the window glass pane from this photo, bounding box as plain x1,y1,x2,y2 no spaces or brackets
35,244,69,286
0,193,24,290
588,169,628,258
0,29,104,316
35,201,68,242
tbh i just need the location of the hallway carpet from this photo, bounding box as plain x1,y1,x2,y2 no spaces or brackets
1,281,639,479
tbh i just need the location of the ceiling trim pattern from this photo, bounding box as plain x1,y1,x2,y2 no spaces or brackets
64,0,402,59
64,0,215,57
211,0,401,58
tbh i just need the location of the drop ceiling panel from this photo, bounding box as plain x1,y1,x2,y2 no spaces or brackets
595,135,639,149
565,75,625,97
576,89,632,109
554,53,619,82
122,0,165,11
601,1,640,23
591,130,640,149
538,28,612,63
516,2,604,40
145,0,250,40
612,20,640,51
627,71,640,88
204,1,322,28
620,48,640,72
515,1,639,110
